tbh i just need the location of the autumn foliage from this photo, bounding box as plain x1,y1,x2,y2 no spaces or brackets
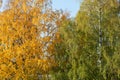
0,0,60,79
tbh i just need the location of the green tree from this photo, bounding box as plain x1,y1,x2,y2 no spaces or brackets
81,0,120,79
50,11,98,80
51,0,120,80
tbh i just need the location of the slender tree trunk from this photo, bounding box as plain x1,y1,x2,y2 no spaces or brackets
97,0,102,72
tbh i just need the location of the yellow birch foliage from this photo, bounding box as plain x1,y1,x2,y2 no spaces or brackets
0,0,60,79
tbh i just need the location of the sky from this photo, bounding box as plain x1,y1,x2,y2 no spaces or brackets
52,0,82,17
0,0,82,17
0,0,8,12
